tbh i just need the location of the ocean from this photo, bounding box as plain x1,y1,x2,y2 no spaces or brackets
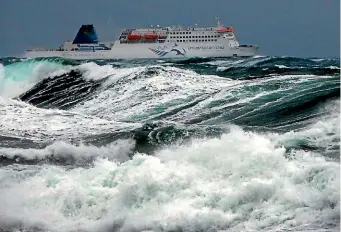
0,56,340,232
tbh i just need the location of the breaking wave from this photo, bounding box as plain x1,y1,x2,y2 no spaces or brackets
0,126,339,232
0,56,339,232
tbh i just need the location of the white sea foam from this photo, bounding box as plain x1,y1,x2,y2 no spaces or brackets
0,139,134,163
275,64,289,69
311,59,325,62
0,97,140,141
0,126,339,232
77,62,145,83
327,66,340,70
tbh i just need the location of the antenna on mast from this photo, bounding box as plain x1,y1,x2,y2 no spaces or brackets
215,17,222,28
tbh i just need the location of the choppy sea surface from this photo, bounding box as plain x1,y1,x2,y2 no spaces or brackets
0,56,340,232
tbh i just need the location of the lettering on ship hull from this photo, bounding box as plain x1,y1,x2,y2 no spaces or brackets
62,52,106,58
188,45,225,50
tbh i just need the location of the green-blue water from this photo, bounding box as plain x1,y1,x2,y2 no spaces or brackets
0,56,339,232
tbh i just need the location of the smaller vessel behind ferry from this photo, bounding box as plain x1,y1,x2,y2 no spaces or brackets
25,18,259,60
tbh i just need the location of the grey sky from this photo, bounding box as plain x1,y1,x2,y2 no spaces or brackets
1,0,340,58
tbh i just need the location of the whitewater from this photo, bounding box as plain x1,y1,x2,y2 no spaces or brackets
0,56,339,232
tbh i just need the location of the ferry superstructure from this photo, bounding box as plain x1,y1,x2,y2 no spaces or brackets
25,19,259,60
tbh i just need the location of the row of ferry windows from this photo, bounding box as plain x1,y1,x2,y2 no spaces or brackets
166,39,218,42
170,35,220,39
170,31,192,34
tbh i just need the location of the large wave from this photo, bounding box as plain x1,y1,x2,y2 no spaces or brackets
1,57,338,128
0,56,339,232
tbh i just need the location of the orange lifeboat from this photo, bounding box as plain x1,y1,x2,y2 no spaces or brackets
143,34,158,40
127,34,141,40
216,27,233,33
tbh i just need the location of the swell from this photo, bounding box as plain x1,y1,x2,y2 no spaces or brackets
231,79,340,129
1,110,339,167
1,57,339,131
169,56,340,79
169,56,339,67
218,66,340,79
19,70,107,109
179,76,340,130
13,66,340,113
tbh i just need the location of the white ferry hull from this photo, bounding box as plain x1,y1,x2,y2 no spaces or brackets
26,42,258,60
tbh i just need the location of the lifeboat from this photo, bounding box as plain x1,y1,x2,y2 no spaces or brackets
143,34,158,40
158,34,167,39
216,27,233,33
127,34,141,40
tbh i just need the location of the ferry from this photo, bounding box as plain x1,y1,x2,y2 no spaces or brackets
25,18,259,60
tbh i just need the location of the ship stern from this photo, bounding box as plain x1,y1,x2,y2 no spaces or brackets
236,45,259,57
